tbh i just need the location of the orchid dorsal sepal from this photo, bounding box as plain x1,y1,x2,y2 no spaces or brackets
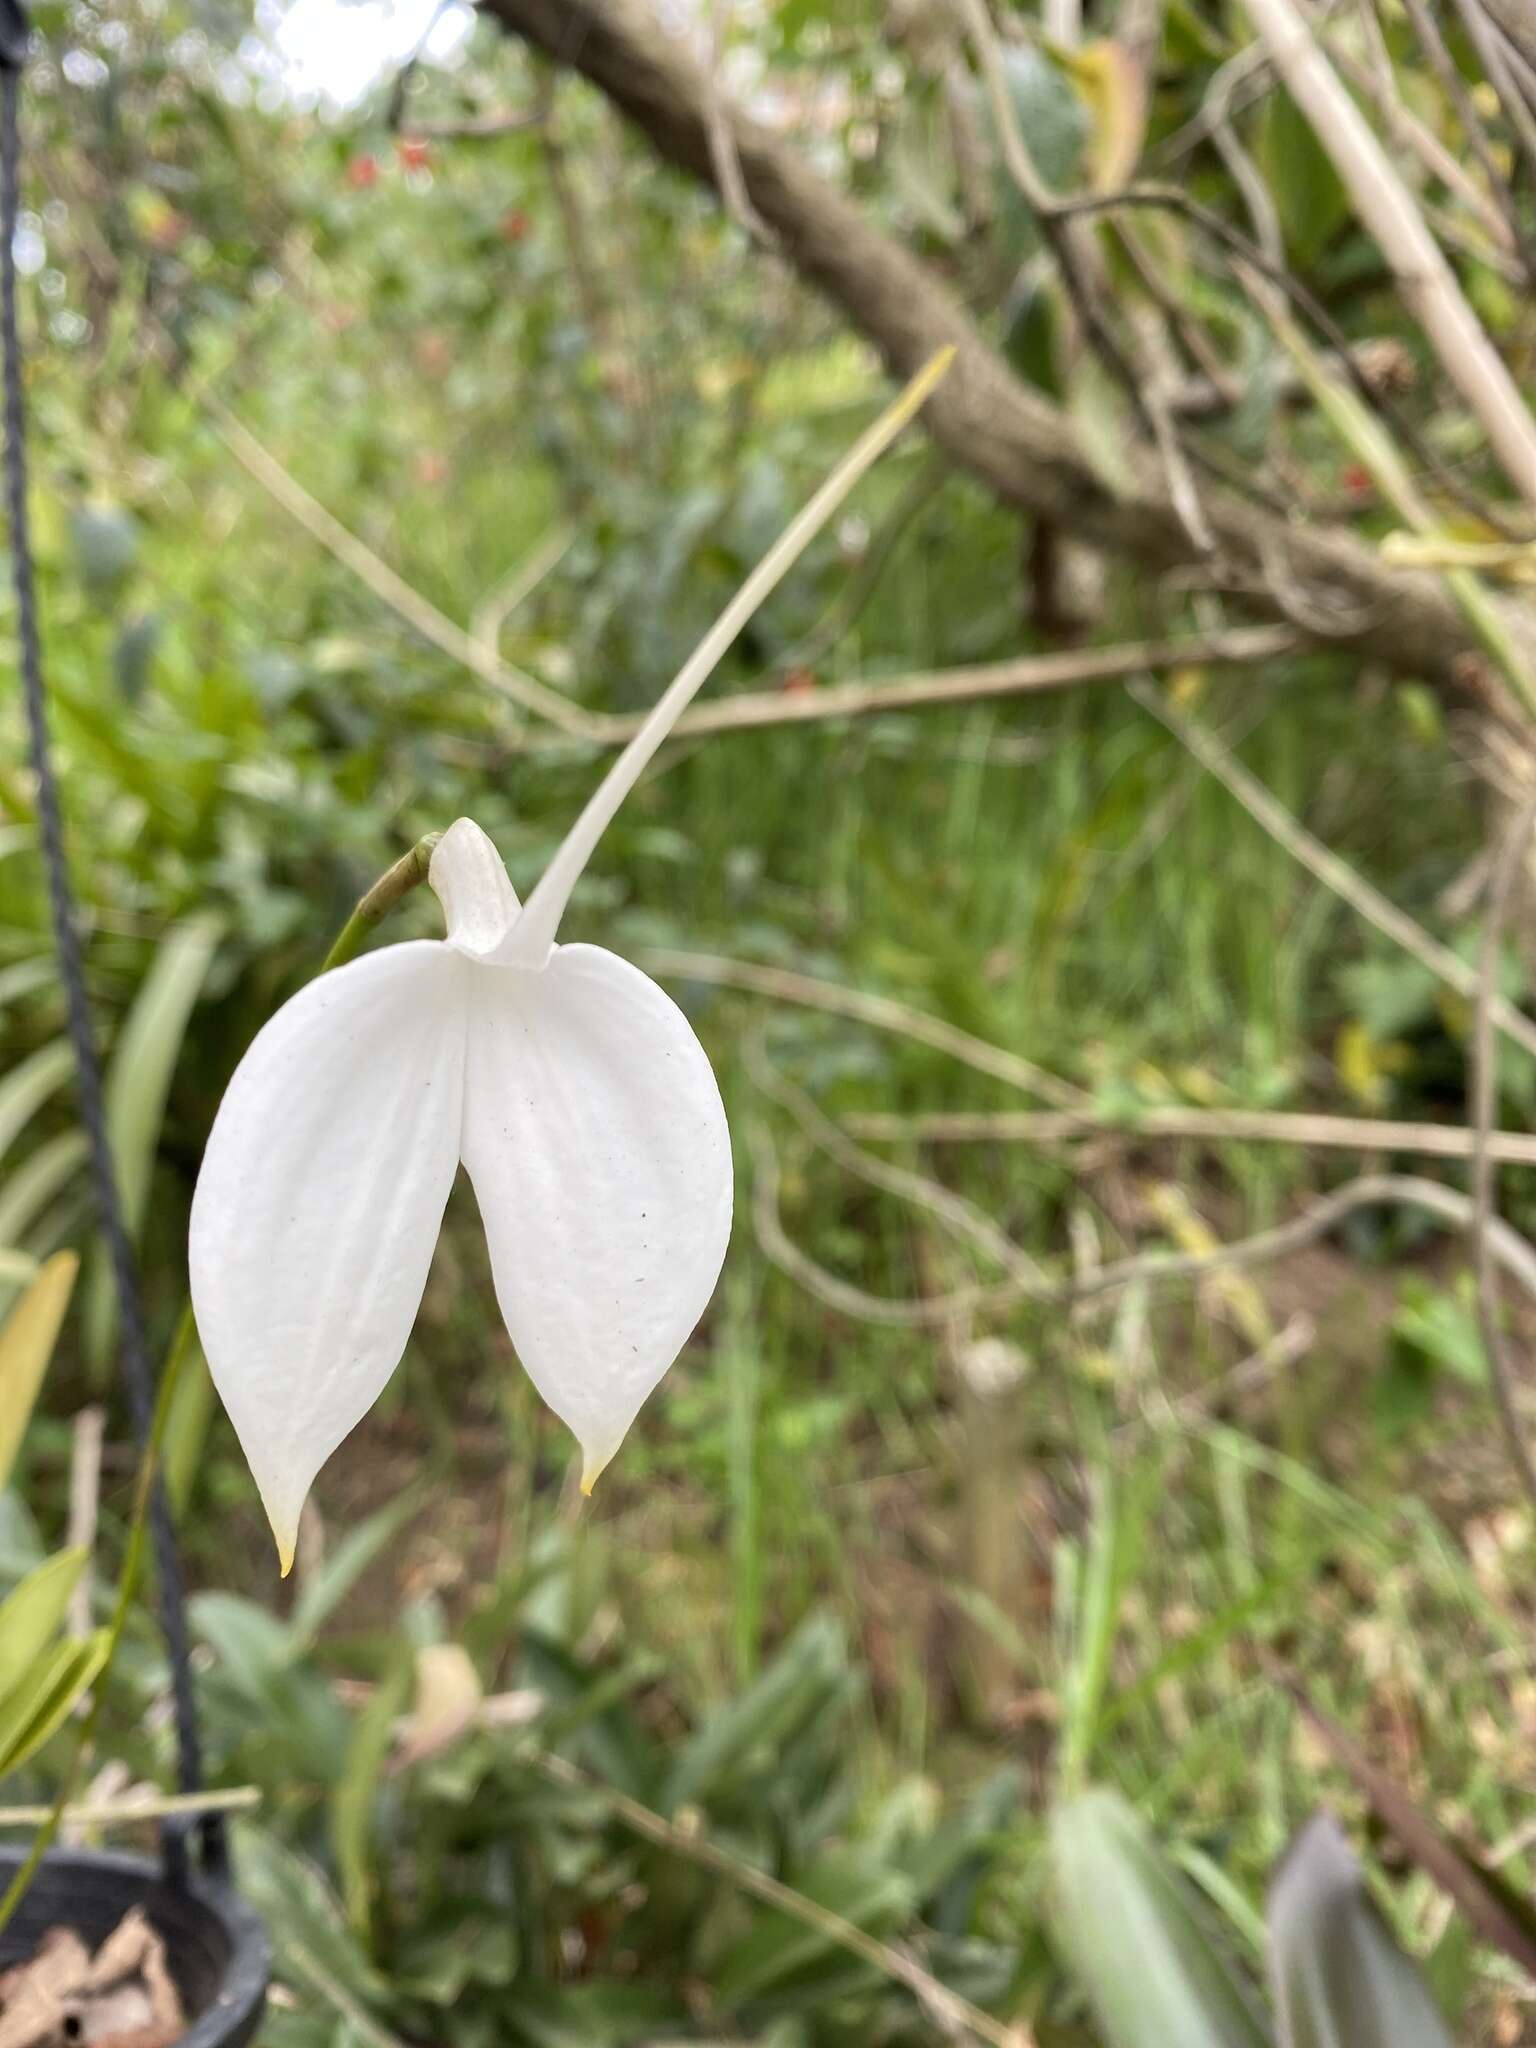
189,349,954,1569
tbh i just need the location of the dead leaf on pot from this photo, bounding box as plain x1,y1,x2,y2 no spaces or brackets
0,1908,185,2048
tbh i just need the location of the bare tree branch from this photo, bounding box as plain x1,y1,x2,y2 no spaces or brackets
479,0,1536,688
844,1103,1536,1167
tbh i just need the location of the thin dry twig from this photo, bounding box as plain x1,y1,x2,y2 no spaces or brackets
204,396,603,740
640,947,1089,1109
470,524,576,659
703,0,777,247
1470,789,1536,1511
536,625,1301,748
529,1749,1024,2048
1129,678,1536,1062
1049,172,1533,541
0,1786,261,1831
746,1035,1044,1284
284,1943,407,2048
65,1405,103,1643
403,107,544,140
1450,0,1536,172
752,1138,1536,1328
1393,0,1536,278
842,1102,1536,1165
1331,5,1520,260
1115,1312,1316,1440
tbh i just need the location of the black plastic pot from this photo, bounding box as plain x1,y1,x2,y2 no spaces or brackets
0,1846,269,2048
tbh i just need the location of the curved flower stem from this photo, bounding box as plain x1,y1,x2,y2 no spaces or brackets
319,832,444,976
510,348,955,962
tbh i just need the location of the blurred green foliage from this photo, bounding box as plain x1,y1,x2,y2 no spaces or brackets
2,0,1536,2040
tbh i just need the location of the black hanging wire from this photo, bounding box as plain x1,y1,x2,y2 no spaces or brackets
0,13,221,1883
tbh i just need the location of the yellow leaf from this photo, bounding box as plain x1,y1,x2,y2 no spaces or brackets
1144,1181,1272,1348
1168,665,1207,709
1335,1019,1411,1110
1059,41,1148,191
0,1251,77,1494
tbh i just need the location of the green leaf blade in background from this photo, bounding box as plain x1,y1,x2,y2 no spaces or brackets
1051,1789,1274,2048
0,1629,109,1777
0,1547,86,1711
85,913,222,1369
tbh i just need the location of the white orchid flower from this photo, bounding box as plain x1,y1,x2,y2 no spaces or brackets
187,351,952,1572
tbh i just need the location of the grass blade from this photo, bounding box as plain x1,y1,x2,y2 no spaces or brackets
85,914,221,1367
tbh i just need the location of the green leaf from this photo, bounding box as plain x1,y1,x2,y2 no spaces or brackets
1066,352,1139,503
0,1548,86,1712
999,46,1088,193
0,1133,89,1257
0,1252,78,1493
1058,1469,1148,1790
234,1825,392,2010
0,1042,74,1175
86,915,222,1368
113,612,161,702
1269,1815,1453,2048
1258,89,1348,266
0,959,56,1012
662,1614,849,1812
1390,1277,1486,1386
0,1629,109,1777
161,1329,216,1516
191,1589,295,1695
713,1850,916,2005
500,1981,683,2048
332,1654,410,1940
289,1494,420,1650
70,504,140,591
1051,1789,1274,2048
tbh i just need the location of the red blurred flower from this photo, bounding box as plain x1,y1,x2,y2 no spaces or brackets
397,137,432,173
346,154,380,190
499,208,531,244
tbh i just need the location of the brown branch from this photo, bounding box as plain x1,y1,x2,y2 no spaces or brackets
751,1142,1536,1329
638,946,1089,1108
510,624,1301,749
480,0,1536,686
844,1103,1536,1167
